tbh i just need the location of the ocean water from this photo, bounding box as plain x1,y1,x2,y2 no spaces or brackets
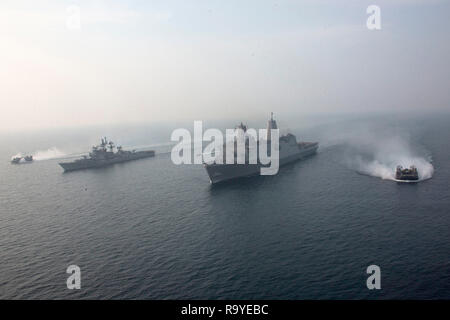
0,114,449,299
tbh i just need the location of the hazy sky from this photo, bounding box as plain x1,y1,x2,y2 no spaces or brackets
1,0,449,131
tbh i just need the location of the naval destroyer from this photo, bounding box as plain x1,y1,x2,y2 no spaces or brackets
58,138,155,172
203,114,318,184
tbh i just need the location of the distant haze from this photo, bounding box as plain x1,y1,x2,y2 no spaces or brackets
1,0,449,132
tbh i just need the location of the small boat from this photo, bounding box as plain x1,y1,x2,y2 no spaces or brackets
395,165,419,182
11,157,22,164
24,155,33,162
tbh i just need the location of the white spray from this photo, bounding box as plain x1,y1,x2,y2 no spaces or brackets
32,147,67,161
321,122,434,182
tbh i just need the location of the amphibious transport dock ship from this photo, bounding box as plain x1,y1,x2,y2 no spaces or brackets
204,114,318,184
59,138,155,172
395,165,419,182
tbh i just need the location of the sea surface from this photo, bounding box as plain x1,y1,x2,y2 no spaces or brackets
0,114,449,299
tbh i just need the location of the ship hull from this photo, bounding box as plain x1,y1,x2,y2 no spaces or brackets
59,150,155,172
204,142,318,184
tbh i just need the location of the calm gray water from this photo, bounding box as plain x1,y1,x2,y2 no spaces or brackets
0,114,449,299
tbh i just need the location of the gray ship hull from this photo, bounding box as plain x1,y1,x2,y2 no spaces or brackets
204,142,318,184
59,150,155,172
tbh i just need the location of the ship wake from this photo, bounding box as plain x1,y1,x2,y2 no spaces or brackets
32,147,67,161
324,124,435,182
352,155,433,182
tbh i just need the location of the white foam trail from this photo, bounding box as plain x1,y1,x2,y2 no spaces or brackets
325,123,435,182
354,156,434,181
32,147,67,161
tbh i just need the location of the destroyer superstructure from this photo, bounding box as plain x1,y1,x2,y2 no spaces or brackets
204,113,318,184
58,138,155,172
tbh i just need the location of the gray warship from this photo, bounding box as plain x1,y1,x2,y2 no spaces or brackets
58,138,155,172
204,113,318,184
